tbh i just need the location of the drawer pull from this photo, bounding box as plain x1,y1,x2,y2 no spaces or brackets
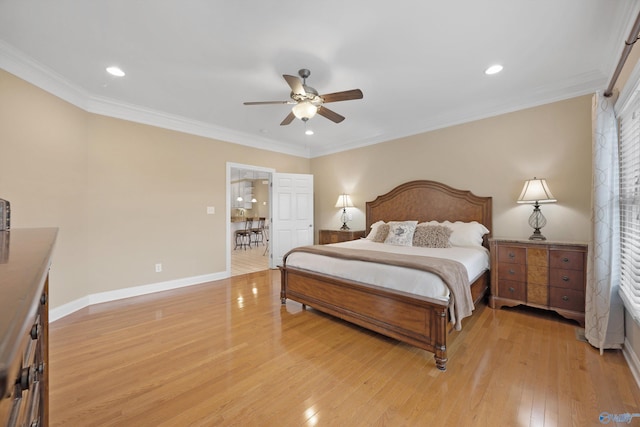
562,257,570,263
18,366,32,390
508,252,515,259
509,287,515,293
508,269,515,275
562,276,570,282
562,295,569,301
30,323,40,340
40,292,47,305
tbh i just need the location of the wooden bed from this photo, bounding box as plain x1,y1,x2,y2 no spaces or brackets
279,180,492,370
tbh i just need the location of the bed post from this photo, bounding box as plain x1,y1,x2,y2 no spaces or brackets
434,307,448,371
279,266,287,304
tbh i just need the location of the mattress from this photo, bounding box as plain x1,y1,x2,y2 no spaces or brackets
284,239,490,302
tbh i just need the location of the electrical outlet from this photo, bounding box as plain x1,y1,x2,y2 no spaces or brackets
155,263,162,273
207,206,215,214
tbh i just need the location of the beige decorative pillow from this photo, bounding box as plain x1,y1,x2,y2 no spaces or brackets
372,223,390,242
412,225,452,248
366,220,385,240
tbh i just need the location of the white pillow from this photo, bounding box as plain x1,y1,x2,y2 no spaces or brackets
384,221,418,246
366,220,385,240
422,220,489,247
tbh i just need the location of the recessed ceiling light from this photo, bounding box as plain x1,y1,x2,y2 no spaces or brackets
106,66,125,77
485,64,503,75
305,129,314,136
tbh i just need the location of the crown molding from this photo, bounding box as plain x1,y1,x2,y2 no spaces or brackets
0,40,311,158
0,40,89,109
86,95,310,157
309,70,605,157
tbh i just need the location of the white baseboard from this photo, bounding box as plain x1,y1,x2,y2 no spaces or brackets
49,271,228,322
623,338,640,391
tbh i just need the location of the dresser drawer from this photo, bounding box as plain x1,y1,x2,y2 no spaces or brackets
497,263,525,282
527,265,548,286
550,269,584,291
550,250,585,271
550,288,585,313
527,283,549,306
527,248,548,267
498,280,526,301
498,246,526,264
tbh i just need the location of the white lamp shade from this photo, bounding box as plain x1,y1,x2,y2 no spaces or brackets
334,194,354,208
292,101,318,120
517,178,557,204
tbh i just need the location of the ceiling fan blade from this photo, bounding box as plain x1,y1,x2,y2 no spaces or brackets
320,89,363,103
317,106,345,123
283,74,306,96
280,111,295,126
243,100,293,105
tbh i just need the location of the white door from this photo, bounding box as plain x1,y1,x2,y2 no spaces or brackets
271,173,314,267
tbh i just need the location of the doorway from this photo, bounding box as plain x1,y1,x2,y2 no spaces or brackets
228,164,273,277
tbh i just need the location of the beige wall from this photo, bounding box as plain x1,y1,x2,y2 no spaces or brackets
0,70,310,308
311,95,592,243
0,69,89,308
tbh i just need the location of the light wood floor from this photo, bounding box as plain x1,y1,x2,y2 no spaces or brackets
231,241,269,276
49,270,640,426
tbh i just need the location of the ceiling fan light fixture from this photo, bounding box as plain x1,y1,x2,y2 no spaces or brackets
292,100,318,120
106,66,125,77
485,64,503,75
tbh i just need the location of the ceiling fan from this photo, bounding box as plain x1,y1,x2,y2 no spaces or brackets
243,69,363,125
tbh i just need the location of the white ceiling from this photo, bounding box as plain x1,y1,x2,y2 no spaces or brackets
0,1,638,158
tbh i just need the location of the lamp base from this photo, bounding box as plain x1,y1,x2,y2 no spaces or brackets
527,203,547,240
529,229,546,240
339,208,350,230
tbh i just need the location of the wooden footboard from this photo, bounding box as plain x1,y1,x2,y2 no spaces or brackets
280,266,489,370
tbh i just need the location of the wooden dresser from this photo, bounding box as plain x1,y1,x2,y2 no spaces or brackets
318,229,365,244
0,228,57,427
489,238,587,326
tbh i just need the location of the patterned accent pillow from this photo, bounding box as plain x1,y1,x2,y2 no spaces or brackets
372,223,390,242
384,221,418,246
412,225,452,248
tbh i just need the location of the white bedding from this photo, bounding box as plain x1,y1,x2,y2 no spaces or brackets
284,239,490,302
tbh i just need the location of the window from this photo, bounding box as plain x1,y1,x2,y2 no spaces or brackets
618,89,640,320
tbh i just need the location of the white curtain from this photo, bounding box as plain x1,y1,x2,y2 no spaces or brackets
585,91,625,352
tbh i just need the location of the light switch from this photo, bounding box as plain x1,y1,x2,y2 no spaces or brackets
207,206,215,214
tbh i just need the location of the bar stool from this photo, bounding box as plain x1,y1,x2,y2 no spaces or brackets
234,218,253,250
262,222,270,256
251,217,266,246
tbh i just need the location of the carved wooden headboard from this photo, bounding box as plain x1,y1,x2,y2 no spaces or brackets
365,180,493,248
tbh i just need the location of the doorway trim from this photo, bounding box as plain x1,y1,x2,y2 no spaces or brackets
227,162,275,276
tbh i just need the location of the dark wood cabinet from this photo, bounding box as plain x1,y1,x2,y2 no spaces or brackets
489,238,587,326
0,228,57,427
318,229,365,244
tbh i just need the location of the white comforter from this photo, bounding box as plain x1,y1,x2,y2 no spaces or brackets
284,239,490,302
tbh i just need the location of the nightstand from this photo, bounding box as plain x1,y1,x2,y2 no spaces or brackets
489,238,587,326
318,229,365,244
